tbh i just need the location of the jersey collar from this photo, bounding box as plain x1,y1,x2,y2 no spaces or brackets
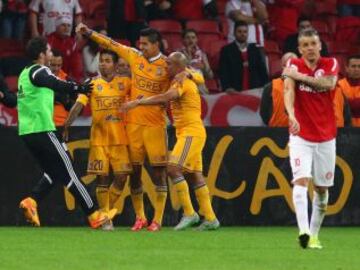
148,53,162,63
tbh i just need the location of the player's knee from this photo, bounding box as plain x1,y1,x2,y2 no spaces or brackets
167,164,181,179
96,175,111,187
292,177,309,187
113,174,127,190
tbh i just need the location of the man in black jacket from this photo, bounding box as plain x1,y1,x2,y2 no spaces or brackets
219,21,269,94
0,74,17,108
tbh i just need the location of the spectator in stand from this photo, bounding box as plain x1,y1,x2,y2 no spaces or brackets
219,21,268,94
283,16,329,57
117,57,131,77
173,0,218,21
0,73,16,108
338,0,360,17
0,0,28,40
47,15,83,82
145,0,172,20
337,55,360,127
82,26,107,77
107,0,146,46
49,49,75,126
225,0,268,46
29,0,82,37
261,52,351,127
178,29,213,80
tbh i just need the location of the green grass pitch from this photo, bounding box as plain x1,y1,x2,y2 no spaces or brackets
0,227,359,270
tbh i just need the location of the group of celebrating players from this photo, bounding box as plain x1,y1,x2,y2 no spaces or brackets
17,21,339,249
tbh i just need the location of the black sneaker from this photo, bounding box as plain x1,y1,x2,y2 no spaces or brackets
298,233,310,249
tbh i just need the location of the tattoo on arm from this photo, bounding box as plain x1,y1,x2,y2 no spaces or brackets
299,75,337,92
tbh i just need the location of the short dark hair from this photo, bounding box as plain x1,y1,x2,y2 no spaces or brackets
298,28,320,40
26,36,48,61
234,21,248,34
100,49,119,63
52,48,63,58
297,15,311,27
140,27,164,52
140,28,162,44
347,54,360,64
182,29,197,39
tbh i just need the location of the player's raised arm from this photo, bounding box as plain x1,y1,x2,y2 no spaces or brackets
76,23,135,64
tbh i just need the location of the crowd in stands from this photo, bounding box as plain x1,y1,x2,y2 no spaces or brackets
0,0,359,126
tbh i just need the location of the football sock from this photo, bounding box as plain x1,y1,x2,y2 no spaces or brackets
194,184,216,221
109,183,123,209
174,177,195,216
310,190,328,237
96,185,109,212
153,185,168,225
131,189,146,220
293,185,310,234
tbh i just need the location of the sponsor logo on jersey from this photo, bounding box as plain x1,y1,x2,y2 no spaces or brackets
134,75,166,93
95,96,124,110
299,83,315,93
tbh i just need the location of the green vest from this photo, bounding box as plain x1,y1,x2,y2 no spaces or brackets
17,65,55,135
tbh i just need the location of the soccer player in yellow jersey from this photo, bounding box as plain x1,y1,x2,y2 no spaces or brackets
64,50,132,230
76,23,205,231
122,52,220,231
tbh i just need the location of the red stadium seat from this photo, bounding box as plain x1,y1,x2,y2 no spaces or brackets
161,33,183,51
314,1,337,16
198,34,222,51
149,20,182,34
217,0,227,15
264,40,281,54
114,39,131,46
335,16,360,44
4,76,18,92
205,79,221,94
207,40,227,71
311,20,332,41
268,58,282,79
0,39,24,57
219,16,229,38
327,41,350,55
186,20,220,34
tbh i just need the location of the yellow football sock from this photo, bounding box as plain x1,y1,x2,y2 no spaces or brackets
109,184,123,209
195,185,216,221
153,186,167,225
131,191,146,220
175,180,195,216
96,186,109,212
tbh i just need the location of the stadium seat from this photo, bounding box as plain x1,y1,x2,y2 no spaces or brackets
4,76,18,92
207,40,227,72
205,78,221,94
327,41,350,55
217,0,227,15
114,39,131,46
311,20,331,41
149,20,182,34
335,16,360,44
161,34,183,51
264,40,281,54
268,58,282,79
0,39,25,57
219,16,229,38
314,1,337,16
186,20,220,34
198,34,222,51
